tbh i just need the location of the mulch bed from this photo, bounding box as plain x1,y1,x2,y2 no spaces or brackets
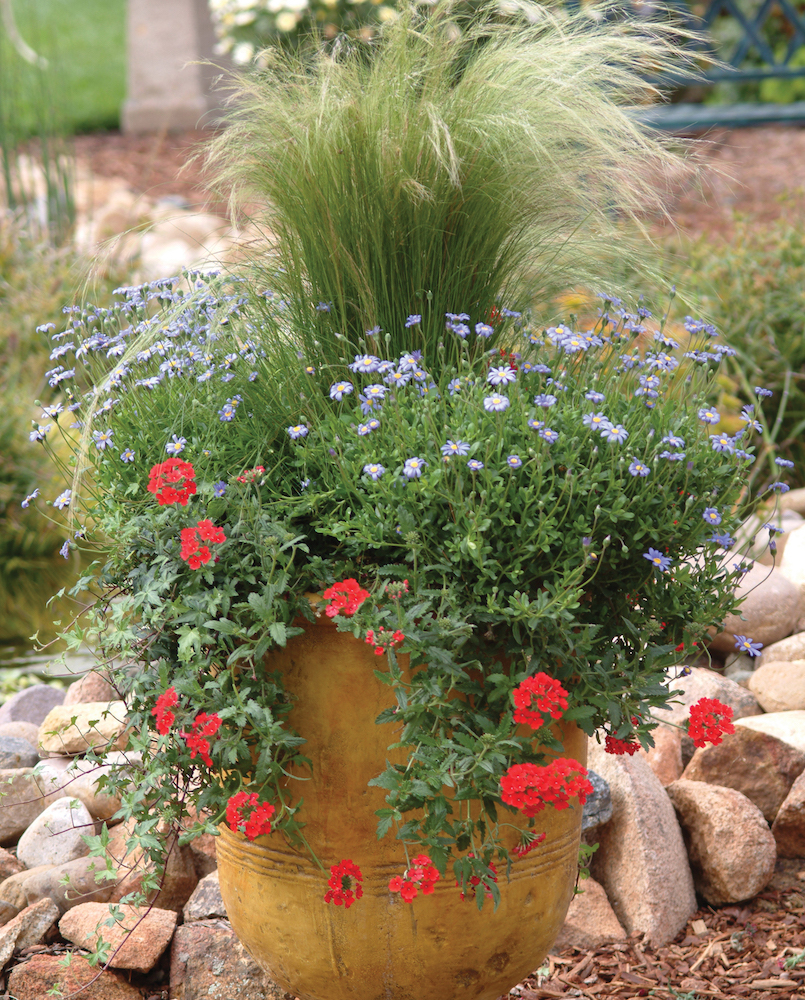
507,859,805,1000
71,129,225,215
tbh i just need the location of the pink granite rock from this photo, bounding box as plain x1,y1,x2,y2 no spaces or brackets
7,951,142,1000
106,820,198,912
748,659,805,712
0,897,60,967
170,919,287,1000
552,877,626,952
59,901,177,973
772,770,805,858
0,685,65,728
710,563,801,653
586,740,696,947
63,671,117,706
681,725,805,822
667,778,776,905
641,725,683,786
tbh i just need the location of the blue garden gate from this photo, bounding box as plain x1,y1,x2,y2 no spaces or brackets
603,0,805,130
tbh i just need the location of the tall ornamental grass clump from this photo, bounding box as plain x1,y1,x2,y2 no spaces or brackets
0,2,75,244
205,1,695,365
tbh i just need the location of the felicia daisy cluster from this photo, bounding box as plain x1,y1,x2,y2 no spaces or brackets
272,301,781,511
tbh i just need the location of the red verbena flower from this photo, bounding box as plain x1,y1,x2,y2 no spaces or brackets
152,687,178,735
687,697,735,748
512,673,569,731
365,627,405,656
604,736,641,756
196,519,226,544
456,855,498,901
180,519,226,570
147,459,197,506
226,791,276,840
384,580,409,599
235,465,265,484
322,578,370,618
182,712,222,767
324,859,364,908
511,831,546,859
388,854,440,903
244,801,276,841
500,758,593,818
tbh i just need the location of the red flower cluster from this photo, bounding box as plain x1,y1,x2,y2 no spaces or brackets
152,687,178,734
322,578,370,618
511,831,547,859
147,459,197,506
324,859,364,908
687,697,735,748
180,519,226,570
500,758,593,818
456,856,498,901
235,465,265,484
384,579,409,599
226,791,276,841
182,712,222,767
365,627,404,657
512,673,569,731
388,855,440,903
604,736,641,756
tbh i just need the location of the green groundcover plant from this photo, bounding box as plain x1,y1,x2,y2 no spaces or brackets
664,213,805,490
28,2,789,916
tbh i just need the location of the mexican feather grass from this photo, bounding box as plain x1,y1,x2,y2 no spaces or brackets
205,0,700,362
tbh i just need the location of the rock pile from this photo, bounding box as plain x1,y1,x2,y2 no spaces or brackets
2,519,805,997
0,678,285,999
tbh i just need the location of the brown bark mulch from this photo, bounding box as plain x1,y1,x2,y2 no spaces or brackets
506,859,805,1000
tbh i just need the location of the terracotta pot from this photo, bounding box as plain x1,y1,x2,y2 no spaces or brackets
216,606,586,1000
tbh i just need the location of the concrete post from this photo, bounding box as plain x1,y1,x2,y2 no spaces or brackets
122,0,231,134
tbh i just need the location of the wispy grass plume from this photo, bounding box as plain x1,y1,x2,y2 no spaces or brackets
205,0,697,363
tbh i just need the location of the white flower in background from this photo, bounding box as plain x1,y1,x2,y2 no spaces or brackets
268,0,310,11
276,11,302,30
232,41,257,62
209,0,384,58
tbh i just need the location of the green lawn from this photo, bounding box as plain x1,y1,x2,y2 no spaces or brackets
1,0,126,136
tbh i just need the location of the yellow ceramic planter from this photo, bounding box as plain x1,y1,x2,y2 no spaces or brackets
216,607,586,1000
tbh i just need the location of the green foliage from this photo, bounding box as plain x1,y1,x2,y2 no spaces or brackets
0,218,127,641
665,213,805,488
1,0,125,137
205,0,693,360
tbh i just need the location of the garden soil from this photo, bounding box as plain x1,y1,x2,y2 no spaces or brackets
64,123,805,1000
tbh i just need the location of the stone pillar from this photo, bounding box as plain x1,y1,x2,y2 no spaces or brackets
122,0,232,134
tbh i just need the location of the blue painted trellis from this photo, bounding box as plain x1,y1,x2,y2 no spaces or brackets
630,0,805,129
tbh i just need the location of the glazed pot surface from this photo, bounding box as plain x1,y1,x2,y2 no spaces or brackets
216,607,586,1000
